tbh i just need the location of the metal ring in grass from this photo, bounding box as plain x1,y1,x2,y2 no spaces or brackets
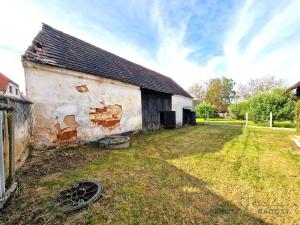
56,180,103,212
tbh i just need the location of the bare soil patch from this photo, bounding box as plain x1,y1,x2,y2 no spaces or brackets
0,145,102,225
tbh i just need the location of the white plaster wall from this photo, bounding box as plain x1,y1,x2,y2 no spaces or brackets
5,82,20,98
15,118,31,168
23,62,142,147
172,95,193,126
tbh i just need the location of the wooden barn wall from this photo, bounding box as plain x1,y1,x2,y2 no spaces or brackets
141,89,172,130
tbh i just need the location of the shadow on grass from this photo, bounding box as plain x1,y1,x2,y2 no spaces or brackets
112,157,271,225
1,125,272,224
136,124,244,160
95,125,269,224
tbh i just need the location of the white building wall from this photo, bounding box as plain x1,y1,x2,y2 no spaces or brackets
23,62,142,148
4,82,20,98
172,95,193,126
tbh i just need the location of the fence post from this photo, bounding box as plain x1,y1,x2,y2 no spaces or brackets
0,111,5,198
245,112,249,127
270,112,273,128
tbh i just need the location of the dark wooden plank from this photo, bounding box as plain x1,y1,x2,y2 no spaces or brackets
141,89,172,130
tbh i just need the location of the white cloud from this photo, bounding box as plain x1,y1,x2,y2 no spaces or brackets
0,0,44,92
0,0,300,94
0,0,211,92
145,0,212,87
221,0,300,84
0,0,155,93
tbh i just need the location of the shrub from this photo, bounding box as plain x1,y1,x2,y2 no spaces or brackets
248,88,294,122
228,102,249,119
195,103,215,120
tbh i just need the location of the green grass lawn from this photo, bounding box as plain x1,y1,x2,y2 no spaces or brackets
196,118,295,128
2,126,300,225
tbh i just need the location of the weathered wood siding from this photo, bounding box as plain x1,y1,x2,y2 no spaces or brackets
141,89,172,130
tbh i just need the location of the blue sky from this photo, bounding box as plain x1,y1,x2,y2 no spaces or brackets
1,0,300,93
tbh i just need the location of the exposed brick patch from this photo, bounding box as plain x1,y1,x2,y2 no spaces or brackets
76,84,89,93
57,128,77,142
89,104,122,129
54,115,79,145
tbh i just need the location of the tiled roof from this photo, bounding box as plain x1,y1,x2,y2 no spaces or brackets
286,81,300,92
0,72,17,92
23,24,192,98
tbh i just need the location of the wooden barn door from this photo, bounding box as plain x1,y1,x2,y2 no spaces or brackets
182,109,190,126
141,89,172,130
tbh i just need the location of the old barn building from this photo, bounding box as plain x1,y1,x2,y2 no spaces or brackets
22,24,193,147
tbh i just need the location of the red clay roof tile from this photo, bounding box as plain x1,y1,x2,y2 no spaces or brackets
0,72,16,92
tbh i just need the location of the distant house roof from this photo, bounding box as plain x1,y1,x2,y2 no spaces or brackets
0,72,18,93
286,81,300,93
23,24,192,98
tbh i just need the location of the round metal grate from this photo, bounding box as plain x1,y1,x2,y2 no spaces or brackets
56,180,103,212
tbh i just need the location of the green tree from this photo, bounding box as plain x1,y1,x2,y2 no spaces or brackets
205,77,235,112
248,88,294,122
228,102,249,119
195,103,215,120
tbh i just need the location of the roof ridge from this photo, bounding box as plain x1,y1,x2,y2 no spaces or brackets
0,72,18,86
23,23,192,98
42,24,174,80
0,72,12,81
286,81,300,92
